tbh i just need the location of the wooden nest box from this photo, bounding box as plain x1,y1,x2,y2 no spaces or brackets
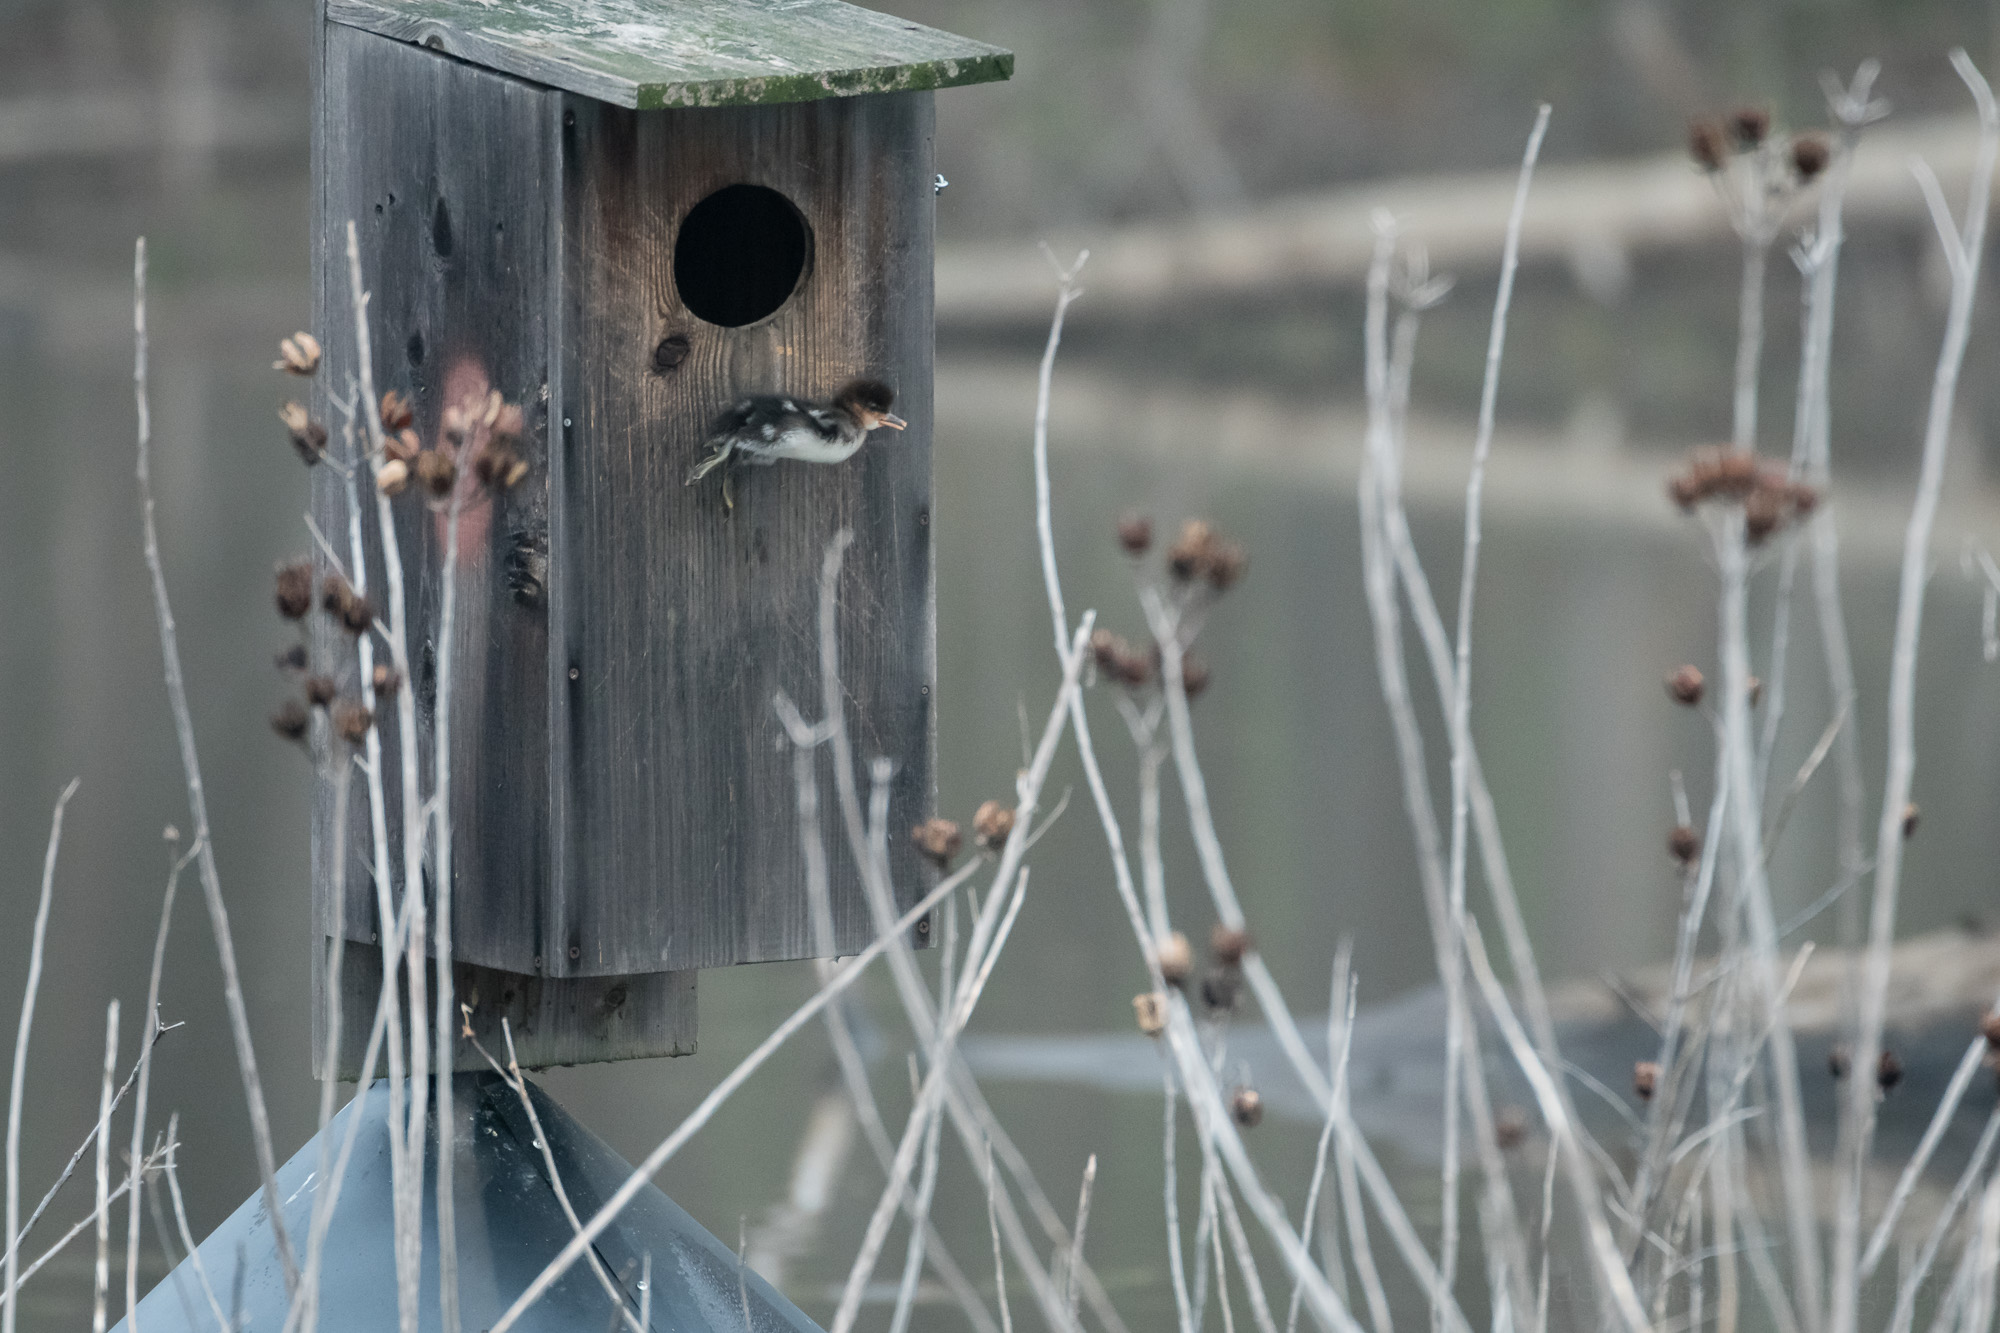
309,0,1011,1075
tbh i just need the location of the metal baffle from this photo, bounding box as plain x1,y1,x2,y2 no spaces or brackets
116,1073,823,1331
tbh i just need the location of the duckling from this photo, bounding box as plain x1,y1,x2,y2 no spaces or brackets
686,378,907,510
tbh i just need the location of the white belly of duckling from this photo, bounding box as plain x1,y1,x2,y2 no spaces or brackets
738,419,864,467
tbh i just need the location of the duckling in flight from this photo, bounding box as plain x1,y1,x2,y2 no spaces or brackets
686,379,907,510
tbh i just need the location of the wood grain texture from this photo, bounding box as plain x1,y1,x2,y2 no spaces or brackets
553,91,938,975
313,24,560,974
313,941,697,1078
327,0,1010,110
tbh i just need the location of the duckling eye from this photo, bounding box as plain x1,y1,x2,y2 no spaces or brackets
673,184,812,328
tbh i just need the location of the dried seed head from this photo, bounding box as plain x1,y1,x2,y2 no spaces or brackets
1979,1011,2000,1048
1210,923,1251,966
1205,540,1249,591
911,817,962,869
321,573,372,634
279,402,328,466
973,799,1016,850
1828,1043,1852,1079
380,390,415,434
1199,967,1240,1012
304,674,338,708
275,561,314,620
1668,471,1704,512
1877,1048,1904,1091
1165,519,1248,592
273,643,309,673
474,441,530,489
1902,802,1920,839
1665,665,1705,706
1495,1106,1529,1150
332,700,374,745
1714,449,1759,493
320,572,354,616
271,699,310,743
383,428,421,465
1746,676,1764,708
1168,520,1216,581
1181,655,1212,699
1154,931,1194,987
1633,1061,1661,1101
1688,118,1728,172
1729,105,1771,150
441,402,471,445
493,401,525,440
1792,134,1831,181
1669,823,1702,866
375,458,410,497
1230,1086,1264,1128
413,450,457,498
1744,486,1785,545
1117,512,1153,555
1089,629,1152,688
273,332,322,376
1132,992,1168,1037
372,663,401,699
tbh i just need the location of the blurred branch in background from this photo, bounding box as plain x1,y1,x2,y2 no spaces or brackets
939,113,1999,329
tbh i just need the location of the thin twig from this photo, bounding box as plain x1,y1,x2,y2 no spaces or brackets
341,220,429,1333
1860,1034,1998,1279
1464,919,1648,1333
161,1117,229,1333
432,449,471,1333
485,867,981,1333
4,778,76,1333
92,1000,119,1333
463,1020,643,1333
831,870,1033,1333
1288,960,1354,1333
1437,104,1549,1319
1062,1154,1097,1325
127,837,194,1331
1885,1100,2000,1333
987,1143,1014,1333
1032,247,1088,654
134,235,297,1293
1830,52,2000,1333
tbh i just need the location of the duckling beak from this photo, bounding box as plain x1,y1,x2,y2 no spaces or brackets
880,413,908,431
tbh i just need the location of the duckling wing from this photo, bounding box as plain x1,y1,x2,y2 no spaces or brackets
707,395,797,440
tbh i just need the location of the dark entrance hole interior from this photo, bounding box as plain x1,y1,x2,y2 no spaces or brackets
673,184,811,328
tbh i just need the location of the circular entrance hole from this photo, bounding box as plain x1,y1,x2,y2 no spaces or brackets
673,184,811,328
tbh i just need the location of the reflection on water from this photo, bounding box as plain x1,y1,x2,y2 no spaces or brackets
12,140,2000,1333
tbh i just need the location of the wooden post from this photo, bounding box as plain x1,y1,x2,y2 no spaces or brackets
309,0,1011,1075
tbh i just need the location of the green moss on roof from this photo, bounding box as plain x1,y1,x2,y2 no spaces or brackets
328,0,1012,109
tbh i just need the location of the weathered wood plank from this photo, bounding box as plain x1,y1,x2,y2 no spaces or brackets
313,25,561,974
313,942,697,1078
328,0,1010,110
552,91,937,974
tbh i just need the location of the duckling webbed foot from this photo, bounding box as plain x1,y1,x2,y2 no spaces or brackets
686,444,739,511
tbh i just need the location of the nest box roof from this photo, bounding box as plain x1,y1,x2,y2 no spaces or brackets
328,0,1013,110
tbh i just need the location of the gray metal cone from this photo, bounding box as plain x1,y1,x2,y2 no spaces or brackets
116,1072,824,1331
